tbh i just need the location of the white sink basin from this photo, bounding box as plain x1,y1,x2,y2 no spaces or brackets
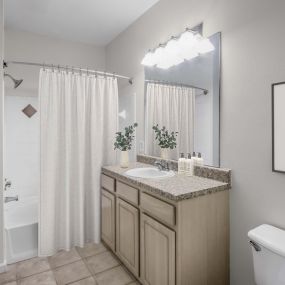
124,167,175,179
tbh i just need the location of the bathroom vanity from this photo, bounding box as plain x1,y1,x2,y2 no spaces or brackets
101,155,231,285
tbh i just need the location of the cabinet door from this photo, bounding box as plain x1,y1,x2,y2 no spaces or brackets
141,214,175,285
101,189,115,251
116,198,139,277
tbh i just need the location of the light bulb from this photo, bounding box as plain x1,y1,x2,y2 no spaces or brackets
177,31,199,60
156,38,183,69
197,38,215,54
195,34,215,54
141,51,155,66
152,46,165,66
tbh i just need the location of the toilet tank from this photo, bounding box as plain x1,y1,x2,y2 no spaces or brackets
248,224,285,285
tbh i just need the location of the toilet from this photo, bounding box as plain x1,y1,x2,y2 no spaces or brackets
248,224,285,285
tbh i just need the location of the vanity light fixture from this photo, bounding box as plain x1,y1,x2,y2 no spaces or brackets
151,45,165,66
177,31,199,60
141,50,156,67
196,35,215,54
156,38,184,69
141,28,215,69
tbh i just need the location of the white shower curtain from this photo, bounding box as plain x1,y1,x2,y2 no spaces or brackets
146,83,195,160
39,69,118,256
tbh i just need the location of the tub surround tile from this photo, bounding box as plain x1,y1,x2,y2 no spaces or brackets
4,282,17,285
94,266,133,285
102,162,230,201
18,270,56,285
76,243,107,258
53,260,91,285
85,251,120,275
70,276,97,285
0,264,17,285
16,257,51,279
48,248,81,269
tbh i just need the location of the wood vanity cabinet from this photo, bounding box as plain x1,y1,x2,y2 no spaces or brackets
101,189,115,251
141,214,175,285
101,173,229,285
116,198,139,276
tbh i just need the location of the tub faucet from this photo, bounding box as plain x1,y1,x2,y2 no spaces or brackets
5,196,18,203
4,179,12,191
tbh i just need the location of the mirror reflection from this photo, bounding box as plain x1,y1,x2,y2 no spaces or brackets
144,32,221,167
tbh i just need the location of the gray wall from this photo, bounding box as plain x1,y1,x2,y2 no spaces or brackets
106,0,285,284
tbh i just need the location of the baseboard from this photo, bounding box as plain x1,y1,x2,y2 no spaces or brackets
7,250,37,265
0,261,7,273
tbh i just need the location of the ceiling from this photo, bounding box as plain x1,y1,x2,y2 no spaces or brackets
5,0,159,46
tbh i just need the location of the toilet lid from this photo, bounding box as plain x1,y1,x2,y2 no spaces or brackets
248,224,285,257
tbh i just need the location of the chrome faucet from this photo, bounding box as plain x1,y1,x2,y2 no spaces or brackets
154,160,169,171
4,179,11,191
5,195,18,203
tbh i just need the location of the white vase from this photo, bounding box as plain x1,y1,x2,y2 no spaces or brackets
161,148,170,160
120,150,129,168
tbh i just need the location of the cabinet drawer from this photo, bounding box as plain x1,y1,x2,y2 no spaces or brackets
141,193,176,226
101,174,115,192
117,181,139,205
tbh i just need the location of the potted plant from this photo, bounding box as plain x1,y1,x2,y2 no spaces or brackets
152,124,178,159
114,123,138,168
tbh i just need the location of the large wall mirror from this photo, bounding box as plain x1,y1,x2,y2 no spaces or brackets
143,31,221,167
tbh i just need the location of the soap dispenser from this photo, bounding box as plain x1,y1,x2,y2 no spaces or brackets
197,152,204,167
192,152,197,166
178,153,186,174
186,153,194,176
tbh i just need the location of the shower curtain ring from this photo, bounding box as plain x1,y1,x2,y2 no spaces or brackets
87,68,89,76
71,66,74,74
58,64,60,71
52,64,54,72
43,62,45,71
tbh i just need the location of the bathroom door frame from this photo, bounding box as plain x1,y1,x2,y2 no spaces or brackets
0,0,5,272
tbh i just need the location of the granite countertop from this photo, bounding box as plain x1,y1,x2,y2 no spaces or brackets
102,162,230,202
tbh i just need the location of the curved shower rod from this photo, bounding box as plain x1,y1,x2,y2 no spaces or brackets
3,60,133,84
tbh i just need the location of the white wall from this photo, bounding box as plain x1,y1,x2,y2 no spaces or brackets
106,0,285,284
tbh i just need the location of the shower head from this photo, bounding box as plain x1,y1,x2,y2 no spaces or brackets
4,73,23,89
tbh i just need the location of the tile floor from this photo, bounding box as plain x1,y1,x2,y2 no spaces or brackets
0,243,140,285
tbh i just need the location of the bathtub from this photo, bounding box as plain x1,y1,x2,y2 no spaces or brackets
5,196,38,264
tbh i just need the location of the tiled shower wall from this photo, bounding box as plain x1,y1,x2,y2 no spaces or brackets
5,96,39,198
